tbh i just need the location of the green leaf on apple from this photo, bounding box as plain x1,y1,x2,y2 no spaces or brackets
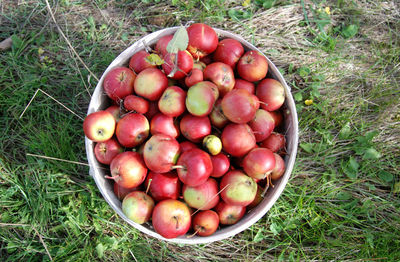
145,53,164,66
166,26,188,54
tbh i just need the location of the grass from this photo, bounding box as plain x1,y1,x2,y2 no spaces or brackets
1,0,399,260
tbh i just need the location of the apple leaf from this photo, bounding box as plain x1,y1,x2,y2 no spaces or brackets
166,26,188,54
145,54,164,66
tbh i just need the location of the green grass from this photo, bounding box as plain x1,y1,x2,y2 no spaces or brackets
1,0,399,260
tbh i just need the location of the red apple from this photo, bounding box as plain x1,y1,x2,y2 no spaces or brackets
94,138,123,165
144,101,160,120
192,210,219,237
242,148,276,180
158,86,186,117
220,170,257,206
180,141,198,153
203,62,235,97
123,95,149,114
248,109,275,142
270,110,283,129
152,199,191,239
221,88,259,124
128,50,156,74
271,153,285,180
113,182,141,201
237,51,268,82
109,151,147,188
150,113,179,138
210,153,230,178
83,110,116,142
179,114,211,143
209,99,229,129
144,171,181,202
122,191,154,224
182,178,219,210
162,50,193,79
185,81,217,117
234,79,255,94
215,201,246,225
155,34,173,57
187,23,218,59
221,123,256,157
134,68,168,101
103,67,136,102
185,68,204,87
176,148,213,187
213,38,244,69
105,105,123,123
256,78,285,111
248,184,264,209
260,132,286,153
143,134,180,173
116,113,149,148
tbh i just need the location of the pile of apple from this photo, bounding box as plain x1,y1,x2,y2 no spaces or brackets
83,23,287,239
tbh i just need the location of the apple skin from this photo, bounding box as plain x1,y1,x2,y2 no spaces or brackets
221,123,256,157
162,50,194,80
185,68,204,88
150,113,180,139
144,171,181,202
233,79,255,94
203,62,235,97
193,61,207,71
183,178,219,210
187,23,218,59
270,110,283,129
220,170,257,206
152,199,191,239
192,210,219,237
260,132,286,153
110,151,147,189
209,99,229,129
242,148,276,180
237,51,269,82
83,110,116,142
176,148,213,187
113,182,141,201
179,114,211,143
103,67,136,102
158,86,186,117
123,95,149,114
213,38,244,69
210,153,230,178
247,184,264,209
155,34,173,57
180,141,198,153
221,88,259,124
105,105,123,123
144,101,160,120
215,201,246,225
128,50,156,74
185,81,217,117
143,134,180,173
115,113,149,148
256,78,285,112
94,137,124,165
122,191,154,224
134,68,168,101
271,153,285,180
248,109,275,142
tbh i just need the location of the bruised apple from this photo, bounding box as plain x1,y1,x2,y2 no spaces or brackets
122,191,154,224
183,178,219,210
158,86,186,117
185,81,217,117
220,170,257,206
203,62,235,97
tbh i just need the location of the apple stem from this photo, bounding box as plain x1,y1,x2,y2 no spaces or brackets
258,101,268,106
104,175,116,180
173,216,179,230
191,183,230,216
186,228,201,238
261,175,273,197
145,178,152,195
